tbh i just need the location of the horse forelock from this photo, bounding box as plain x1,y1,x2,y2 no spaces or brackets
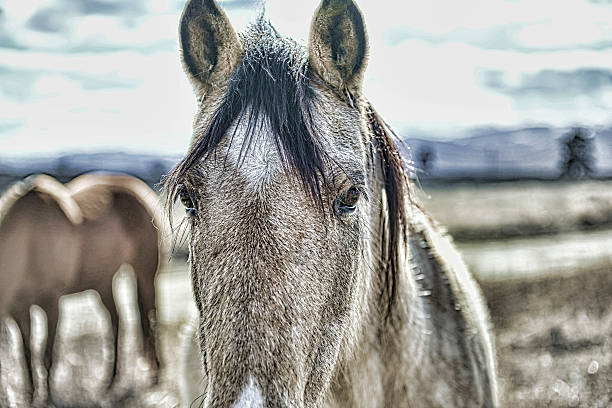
164,19,330,216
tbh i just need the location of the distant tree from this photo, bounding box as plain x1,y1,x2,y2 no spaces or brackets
559,128,594,179
148,160,168,186
416,144,436,175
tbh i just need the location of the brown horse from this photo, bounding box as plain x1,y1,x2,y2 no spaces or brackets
0,173,164,365
164,0,498,407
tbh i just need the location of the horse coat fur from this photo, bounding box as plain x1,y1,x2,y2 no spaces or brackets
165,0,498,406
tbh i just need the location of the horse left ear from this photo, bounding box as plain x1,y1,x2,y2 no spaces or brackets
308,0,369,96
179,0,241,97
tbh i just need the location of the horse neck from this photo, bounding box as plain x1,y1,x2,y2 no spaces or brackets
328,151,431,406
340,156,498,406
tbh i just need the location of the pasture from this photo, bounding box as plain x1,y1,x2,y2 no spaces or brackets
420,180,612,407
1,177,611,407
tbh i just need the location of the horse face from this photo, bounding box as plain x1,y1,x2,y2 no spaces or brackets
169,0,371,406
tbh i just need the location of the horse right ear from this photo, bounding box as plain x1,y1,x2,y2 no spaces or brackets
308,0,368,98
179,0,242,97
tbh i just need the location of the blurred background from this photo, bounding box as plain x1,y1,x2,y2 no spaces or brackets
1,0,612,406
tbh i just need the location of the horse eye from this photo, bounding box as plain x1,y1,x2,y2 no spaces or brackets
335,187,361,215
177,185,197,216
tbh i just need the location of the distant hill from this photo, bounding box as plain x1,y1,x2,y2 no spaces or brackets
405,126,612,180
1,126,610,191
0,152,180,192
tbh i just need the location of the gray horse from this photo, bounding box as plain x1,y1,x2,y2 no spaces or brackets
165,0,498,406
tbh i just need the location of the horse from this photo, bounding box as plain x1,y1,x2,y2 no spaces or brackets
0,173,163,367
164,0,498,406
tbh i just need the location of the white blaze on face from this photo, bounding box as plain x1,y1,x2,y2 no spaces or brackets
223,115,282,189
232,375,264,408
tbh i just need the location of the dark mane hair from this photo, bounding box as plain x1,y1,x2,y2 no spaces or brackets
164,19,411,324
366,104,410,323
165,19,328,211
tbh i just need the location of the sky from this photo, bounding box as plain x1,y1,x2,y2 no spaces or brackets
0,0,611,156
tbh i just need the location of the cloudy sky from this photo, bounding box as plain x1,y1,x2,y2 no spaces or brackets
0,0,611,156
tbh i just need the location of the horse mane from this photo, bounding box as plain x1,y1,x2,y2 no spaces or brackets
365,103,412,323
0,175,83,226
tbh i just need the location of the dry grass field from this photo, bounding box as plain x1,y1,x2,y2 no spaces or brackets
484,266,612,407
419,180,612,240
3,179,610,406
417,180,612,407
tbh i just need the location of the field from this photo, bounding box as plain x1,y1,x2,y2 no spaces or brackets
419,180,612,407
419,180,612,241
3,179,611,406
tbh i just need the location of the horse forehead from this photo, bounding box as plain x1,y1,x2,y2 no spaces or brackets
222,118,283,190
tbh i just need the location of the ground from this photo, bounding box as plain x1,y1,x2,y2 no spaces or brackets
419,180,612,407
3,179,611,406
483,263,612,407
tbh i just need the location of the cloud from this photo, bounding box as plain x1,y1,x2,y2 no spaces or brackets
25,0,146,34
27,8,67,33
371,0,612,53
384,20,612,54
0,0,171,53
0,48,195,156
0,31,25,50
64,72,141,90
74,0,143,16
0,121,24,134
483,68,612,96
0,66,42,101
219,0,260,11
0,61,141,106
384,24,525,51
